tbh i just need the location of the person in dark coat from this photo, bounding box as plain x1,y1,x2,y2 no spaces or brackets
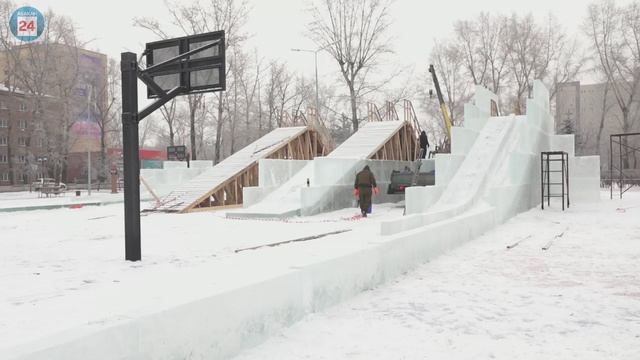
354,165,378,217
419,130,429,159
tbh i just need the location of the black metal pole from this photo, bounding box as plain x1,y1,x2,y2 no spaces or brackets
561,153,565,211
540,152,544,210
121,52,141,261
619,138,623,199
566,153,570,208
610,135,613,200
547,155,551,207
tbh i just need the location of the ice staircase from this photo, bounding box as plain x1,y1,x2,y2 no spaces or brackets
230,121,411,218
152,127,312,212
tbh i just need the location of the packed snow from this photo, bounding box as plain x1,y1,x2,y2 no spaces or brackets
0,199,402,351
233,191,640,360
2,189,638,359
0,190,127,211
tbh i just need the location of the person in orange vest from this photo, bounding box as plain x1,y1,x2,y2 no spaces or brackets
354,165,378,217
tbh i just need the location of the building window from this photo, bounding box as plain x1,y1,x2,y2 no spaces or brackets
0,101,7,110
37,138,44,148
0,136,6,146
18,103,27,112
18,155,26,163
18,137,26,146
19,119,27,130
0,118,6,128
1,173,8,182
0,154,7,163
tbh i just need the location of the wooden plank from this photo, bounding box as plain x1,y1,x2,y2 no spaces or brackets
188,204,242,213
404,125,410,161
306,131,312,158
297,137,304,159
394,132,400,160
140,176,161,204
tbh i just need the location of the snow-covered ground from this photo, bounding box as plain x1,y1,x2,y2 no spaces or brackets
233,191,640,360
0,190,126,210
2,189,639,359
0,199,402,352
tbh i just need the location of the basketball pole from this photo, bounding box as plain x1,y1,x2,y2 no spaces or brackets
121,52,141,262
119,34,224,262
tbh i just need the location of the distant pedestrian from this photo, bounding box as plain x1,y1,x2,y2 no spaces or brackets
354,165,378,217
419,130,429,159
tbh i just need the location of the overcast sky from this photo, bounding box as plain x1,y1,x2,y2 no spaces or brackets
20,0,612,82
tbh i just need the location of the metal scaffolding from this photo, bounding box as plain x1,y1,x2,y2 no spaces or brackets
541,151,570,211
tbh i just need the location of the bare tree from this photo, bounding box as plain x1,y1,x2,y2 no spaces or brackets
236,49,261,143
505,13,541,115
585,0,640,142
93,58,121,182
134,0,250,162
308,0,393,132
159,99,179,146
139,115,160,148
503,13,585,114
420,40,472,149
454,13,510,96
264,61,288,130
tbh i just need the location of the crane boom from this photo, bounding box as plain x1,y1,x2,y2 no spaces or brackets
428,64,452,142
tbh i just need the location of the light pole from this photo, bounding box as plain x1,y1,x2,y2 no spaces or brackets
291,47,321,122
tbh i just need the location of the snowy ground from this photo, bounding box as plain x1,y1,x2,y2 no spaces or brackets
0,190,126,210
0,199,402,351
233,191,640,360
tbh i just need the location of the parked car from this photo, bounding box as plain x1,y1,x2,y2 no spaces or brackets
32,178,67,191
387,169,435,194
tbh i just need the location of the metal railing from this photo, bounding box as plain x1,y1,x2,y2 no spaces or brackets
610,132,640,199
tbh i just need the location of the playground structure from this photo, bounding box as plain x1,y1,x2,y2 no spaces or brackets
148,86,602,221
148,100,422,215
230,100,422,219
382,81,600,236
152,126,329,213
2,82,605,360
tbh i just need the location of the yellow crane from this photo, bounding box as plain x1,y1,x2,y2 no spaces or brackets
428,64,452,152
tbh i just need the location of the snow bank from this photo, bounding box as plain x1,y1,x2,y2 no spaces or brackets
233,192,640,360
2,204,495,360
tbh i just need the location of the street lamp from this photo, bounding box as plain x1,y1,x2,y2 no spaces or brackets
291,46,326,122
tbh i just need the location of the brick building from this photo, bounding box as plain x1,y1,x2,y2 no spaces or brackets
0,87,63,185
0,44,109,186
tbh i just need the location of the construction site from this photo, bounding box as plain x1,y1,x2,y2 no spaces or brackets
2,73,625,360
4,0,640,357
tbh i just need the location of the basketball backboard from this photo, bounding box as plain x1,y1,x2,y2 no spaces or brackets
144,30,225,99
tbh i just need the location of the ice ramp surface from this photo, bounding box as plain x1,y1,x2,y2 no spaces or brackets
154,127,309,212
231,121,409,218
328,121,407,159
381,116,516,235
432,116,516,213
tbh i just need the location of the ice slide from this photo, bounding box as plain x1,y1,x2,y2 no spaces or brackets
381,81,601,236
230,121,413,218
153,126,311,212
